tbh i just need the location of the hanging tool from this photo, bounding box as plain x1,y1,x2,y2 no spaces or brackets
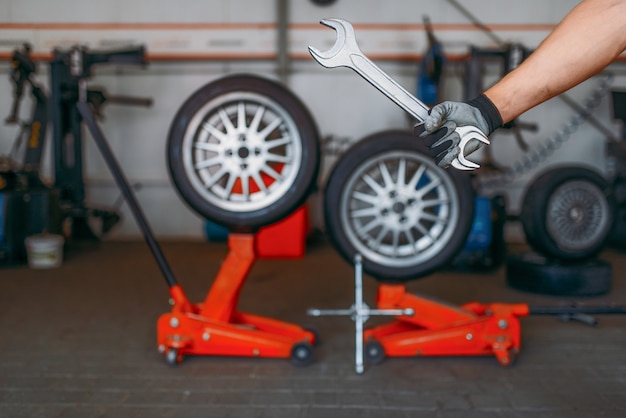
308,18,489,170
416,16,445,107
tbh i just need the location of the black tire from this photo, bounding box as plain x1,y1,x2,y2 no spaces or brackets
167,74,320,231
323,130,475,282
520,166,616,261
506,252,611,297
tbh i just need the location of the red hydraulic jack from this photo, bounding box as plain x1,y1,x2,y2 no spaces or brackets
365,284,529,367
77,101,315,368
156,233,316,366
309,254,529,372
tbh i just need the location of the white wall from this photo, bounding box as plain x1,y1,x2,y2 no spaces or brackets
1,0,623,240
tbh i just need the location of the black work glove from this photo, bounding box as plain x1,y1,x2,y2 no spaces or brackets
414,94,503,168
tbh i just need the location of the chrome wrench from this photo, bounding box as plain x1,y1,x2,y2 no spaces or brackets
308,18,489,170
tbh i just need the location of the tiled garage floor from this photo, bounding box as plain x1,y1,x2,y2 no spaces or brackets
1,237,625,417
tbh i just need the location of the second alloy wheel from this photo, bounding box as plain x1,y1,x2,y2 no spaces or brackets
324,130,475,282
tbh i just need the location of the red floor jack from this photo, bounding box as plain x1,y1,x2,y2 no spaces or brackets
156,233,316,366
365,285,529,367
309,254,626,373
309,254,527,372
77,99,316,367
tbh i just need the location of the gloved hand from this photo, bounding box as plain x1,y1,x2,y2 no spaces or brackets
414,94,503,168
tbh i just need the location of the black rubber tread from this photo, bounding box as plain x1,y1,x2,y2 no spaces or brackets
506,252,612,297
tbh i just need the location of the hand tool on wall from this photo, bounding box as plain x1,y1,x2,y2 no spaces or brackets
308,18,489,170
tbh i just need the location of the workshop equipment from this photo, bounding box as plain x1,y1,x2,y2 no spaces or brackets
310,254,626,373
1,45,60,265
1,43,152,264
73,55,316,366
309,254,527,371
49,46,153,239
309,18,489,170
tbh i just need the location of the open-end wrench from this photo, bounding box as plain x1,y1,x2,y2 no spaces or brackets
309,18,489,170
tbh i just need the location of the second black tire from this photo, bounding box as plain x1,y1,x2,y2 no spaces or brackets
520,166,616,261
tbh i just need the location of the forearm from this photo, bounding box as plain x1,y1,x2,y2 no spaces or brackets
485,0,626,124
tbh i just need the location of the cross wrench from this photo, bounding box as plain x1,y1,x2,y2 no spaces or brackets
308,254,413,374
308,18,489,170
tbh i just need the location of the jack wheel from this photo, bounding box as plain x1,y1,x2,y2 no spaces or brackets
166,348,181,367
290,342,314,367
364,340,385,365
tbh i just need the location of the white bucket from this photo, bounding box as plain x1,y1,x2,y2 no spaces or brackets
25,234,65,269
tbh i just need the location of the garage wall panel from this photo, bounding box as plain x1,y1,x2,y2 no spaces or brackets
0,0,622,240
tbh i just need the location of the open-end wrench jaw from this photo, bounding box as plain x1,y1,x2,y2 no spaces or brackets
308,18,356,69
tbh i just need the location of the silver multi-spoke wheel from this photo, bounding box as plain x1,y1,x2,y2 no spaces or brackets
324,131,474,282
183,92,302,213
168,75,320,229
341,150,459,268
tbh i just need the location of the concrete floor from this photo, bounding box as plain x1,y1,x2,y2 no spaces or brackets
1,236,625,417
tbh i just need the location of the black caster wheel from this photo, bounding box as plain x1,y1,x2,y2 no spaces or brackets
290,342,314,367
165,348,181,367
364,340,385,365
506,252,612,297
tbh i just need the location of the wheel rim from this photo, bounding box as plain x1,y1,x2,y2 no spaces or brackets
182,91,303,213
339,150,460,268
546,180,610,251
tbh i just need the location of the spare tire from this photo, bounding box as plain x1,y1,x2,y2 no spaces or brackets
520,166,616,261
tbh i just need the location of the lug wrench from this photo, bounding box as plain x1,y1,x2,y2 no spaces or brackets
309,18,489,170
308,254,413,374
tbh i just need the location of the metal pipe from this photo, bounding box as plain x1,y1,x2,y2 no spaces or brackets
276,0,290,82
